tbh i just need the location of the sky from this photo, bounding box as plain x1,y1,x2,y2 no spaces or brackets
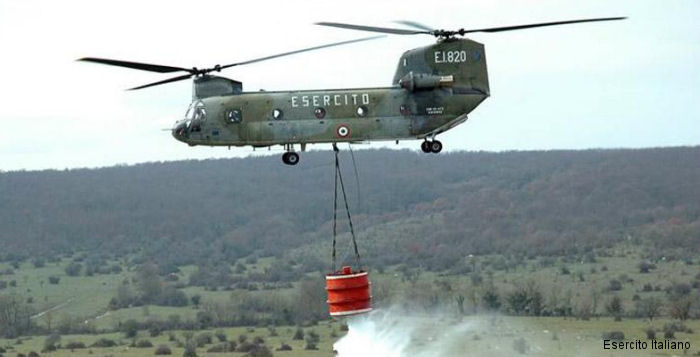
0,0,698,171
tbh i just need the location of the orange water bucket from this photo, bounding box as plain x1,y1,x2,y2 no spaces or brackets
325,266,372,317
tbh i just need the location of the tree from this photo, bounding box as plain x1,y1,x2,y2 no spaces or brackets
183,340,197,357
296,279,326,323
0,294,34,337
605,295,624,320
191,294,201,307
455,294,465,315
482,286,501,311
137,264,162,303
42,333,61,352
122,319,139,338
65,263,82,277
636,297,663,321
669,296,692,321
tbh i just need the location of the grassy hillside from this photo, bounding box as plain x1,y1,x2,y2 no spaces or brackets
1,147,699,355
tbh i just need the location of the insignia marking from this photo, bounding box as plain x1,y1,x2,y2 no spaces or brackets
336,124,350,138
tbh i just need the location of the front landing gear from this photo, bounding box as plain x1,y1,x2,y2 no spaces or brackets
282,143,300,165
421,139,442,154
282,152,299,165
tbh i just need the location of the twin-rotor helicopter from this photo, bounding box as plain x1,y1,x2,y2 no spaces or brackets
80,17,625,165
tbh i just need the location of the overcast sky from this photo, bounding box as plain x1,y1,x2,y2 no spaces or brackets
0,0,698,171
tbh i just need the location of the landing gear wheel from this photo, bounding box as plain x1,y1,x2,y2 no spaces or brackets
282,152,299,165
421,140,432,153
430,140,443,153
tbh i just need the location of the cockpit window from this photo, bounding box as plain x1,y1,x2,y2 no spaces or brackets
194,107,207,121
185,101,206,121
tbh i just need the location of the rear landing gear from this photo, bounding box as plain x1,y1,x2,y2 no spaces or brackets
421,139,442,154
282,152,299,165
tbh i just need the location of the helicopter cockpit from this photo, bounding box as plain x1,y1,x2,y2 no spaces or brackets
172,101,206,142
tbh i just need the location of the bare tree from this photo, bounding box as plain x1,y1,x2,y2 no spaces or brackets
636,297,663,321
669,297,692,321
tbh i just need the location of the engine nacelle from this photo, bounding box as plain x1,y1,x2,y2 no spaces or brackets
398,71,453,92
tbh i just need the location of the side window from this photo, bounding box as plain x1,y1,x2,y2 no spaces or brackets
356,105,368,117
226,109,243,123
272,109,283,120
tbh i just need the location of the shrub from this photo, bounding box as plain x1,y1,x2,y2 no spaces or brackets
601,331,625,340
512,337,529,354
236,342,255,352
195,333,213,347
64,341,86,350
663,321,692,336
253,336,265,345
304,337,318,350
245,344,273,357
276,343,292,351
307,330,319,343
136,340,154,348
42,333,60,352
154,344,172,355
65,263,82,276
32,258,46,268
207,341,237,353
122,319,139,338
27,351,39,357
292,328,304,340
183,340,197,357
90,338,117,347
638,261,656,273
238,334,248,344
605,296,624,319
644,328,656,340
608,279,622,291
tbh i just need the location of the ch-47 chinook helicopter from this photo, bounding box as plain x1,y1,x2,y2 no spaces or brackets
80,17,625,165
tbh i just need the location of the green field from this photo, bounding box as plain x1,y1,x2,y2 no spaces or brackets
1,243,699,356
1,316,698,356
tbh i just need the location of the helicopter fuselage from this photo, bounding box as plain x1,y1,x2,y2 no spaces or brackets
173,38,490,154
173,86,488,147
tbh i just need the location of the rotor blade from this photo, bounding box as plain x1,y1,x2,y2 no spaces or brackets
394,20,434,32
461,17,627,34
127,74,193,91
218,35,385,70
315,22,429,35
78,57,192,74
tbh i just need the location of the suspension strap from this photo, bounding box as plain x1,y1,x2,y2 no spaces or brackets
331,144,362,272
332,145,339,272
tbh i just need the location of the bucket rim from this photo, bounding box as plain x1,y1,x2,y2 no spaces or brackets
329,307,372,317
325,271,369,280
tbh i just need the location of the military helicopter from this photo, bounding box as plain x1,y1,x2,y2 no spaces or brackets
80,17,625,165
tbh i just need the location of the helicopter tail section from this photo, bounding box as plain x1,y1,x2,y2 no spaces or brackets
392,38,489,96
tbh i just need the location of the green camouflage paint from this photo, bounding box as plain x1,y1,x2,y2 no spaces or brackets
173,39,489,148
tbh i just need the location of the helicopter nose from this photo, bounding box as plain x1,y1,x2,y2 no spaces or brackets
171,121,188,142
